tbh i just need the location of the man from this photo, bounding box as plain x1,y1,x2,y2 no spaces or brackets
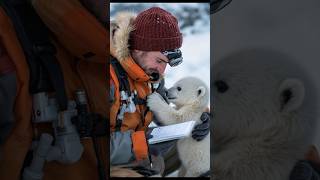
0,0,107,179
109,7,210,176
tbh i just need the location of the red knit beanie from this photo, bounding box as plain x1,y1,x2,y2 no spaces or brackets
130,7,183,51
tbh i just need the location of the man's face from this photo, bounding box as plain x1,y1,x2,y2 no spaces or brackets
131,50,169,77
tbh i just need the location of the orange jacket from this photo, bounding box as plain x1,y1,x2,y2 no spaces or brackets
110,63,153,132
0,0,107,179
109,11,155,163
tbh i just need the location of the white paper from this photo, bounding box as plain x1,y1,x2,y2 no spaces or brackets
148,121,196,144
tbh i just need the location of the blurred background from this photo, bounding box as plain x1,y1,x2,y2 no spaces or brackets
111,3,210,94
212,0,320,151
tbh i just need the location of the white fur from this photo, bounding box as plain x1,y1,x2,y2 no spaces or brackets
147,77,210,177
110,11,136,61
212,48,318,180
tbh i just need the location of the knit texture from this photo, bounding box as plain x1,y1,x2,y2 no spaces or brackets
130,7,183,51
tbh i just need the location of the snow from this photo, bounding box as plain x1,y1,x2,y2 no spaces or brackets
164,31,210,98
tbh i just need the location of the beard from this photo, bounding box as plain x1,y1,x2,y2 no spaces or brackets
150,73,160,81
146,68,160,81
144,68,164,82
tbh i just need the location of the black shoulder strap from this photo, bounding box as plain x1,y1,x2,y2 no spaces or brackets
110,56,131,95
2,0,68,111
110,56,146,106
110,56,149,131
110,56,128,131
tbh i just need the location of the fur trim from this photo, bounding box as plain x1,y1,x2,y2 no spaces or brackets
110,11,136,61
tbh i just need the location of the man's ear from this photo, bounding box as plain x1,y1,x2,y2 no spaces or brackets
278,78,305,112
197,86,206,98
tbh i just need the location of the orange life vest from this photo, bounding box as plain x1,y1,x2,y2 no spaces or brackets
109,55,154,132
109,17,155,131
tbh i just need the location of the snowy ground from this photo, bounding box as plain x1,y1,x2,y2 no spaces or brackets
164,31,210,97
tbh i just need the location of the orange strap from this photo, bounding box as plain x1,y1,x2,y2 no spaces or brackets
131,131,148,161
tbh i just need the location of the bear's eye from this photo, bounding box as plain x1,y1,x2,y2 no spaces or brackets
177,87,182,91
215,80,229,93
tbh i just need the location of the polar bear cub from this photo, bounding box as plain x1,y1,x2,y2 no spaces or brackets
213,48,319,180
147,76,210,177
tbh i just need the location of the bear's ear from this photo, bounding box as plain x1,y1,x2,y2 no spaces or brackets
278,78,305,112
197,86,206,98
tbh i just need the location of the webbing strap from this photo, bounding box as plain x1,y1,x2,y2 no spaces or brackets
110,56,148,131
110,57,129,131
110,57,147,106
110,56,130,93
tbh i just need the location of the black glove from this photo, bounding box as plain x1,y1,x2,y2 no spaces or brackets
130,166,159,177
192,112,210,141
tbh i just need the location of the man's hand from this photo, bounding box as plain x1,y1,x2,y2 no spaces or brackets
131,166,159,177
192,112,210,141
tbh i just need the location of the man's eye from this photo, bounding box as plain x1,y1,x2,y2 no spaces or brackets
156,58,167,64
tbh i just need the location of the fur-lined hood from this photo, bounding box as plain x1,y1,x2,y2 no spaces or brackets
110,11,165,83
110,11,136,62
